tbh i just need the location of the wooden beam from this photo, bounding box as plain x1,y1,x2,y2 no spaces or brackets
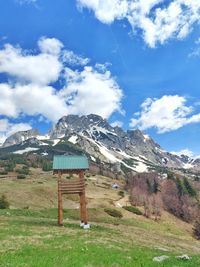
54,169,88,175
59,181,84,186
59,186,84,191
61,190,83,194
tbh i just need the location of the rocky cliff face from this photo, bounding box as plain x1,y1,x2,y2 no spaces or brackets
3,129,39,147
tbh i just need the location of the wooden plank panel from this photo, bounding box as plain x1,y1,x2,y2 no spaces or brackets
60,188,84,192
59,184,84,188
61,190,83,194
59,182,84,187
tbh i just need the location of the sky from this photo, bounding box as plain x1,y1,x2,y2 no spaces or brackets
0,0,200,157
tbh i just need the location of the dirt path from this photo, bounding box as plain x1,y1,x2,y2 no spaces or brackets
113,194,130,208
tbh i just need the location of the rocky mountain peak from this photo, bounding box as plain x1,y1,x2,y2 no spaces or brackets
3,129,39,147
127,129,145,141
50,114,112,139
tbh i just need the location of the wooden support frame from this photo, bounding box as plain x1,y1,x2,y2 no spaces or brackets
56,169,88,227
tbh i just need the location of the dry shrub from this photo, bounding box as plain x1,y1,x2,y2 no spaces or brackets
161,179,198,222
128,172,199,222
129,173,162,220
193,210,200,240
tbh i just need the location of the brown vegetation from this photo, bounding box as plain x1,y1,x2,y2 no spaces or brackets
128,172,199,222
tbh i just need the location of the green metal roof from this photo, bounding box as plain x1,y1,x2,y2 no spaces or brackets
53,155,89,170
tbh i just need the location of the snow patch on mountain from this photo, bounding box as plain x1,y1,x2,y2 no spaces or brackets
13,147,39,154
134,161,148,172
98,145,120,163
90,156,96,162
52,139,60,146
37,135,50,141
143,134,150,142
68,135,78,144
116,150,132,159
93,126,117,136
183,163,193,169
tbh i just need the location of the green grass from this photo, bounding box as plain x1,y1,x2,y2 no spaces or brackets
0,209,200,267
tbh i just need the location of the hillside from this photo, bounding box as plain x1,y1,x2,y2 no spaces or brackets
0,114,200,266
0,168,200,266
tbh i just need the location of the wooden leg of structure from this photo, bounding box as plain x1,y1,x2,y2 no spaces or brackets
80,191,89,228
58,172,63,226
82,192,88,225
79,192,84,226
58,190,63,226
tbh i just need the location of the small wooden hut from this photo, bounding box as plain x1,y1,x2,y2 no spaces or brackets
53,155,89,229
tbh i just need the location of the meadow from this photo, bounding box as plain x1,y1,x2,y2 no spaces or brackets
0,170,200,266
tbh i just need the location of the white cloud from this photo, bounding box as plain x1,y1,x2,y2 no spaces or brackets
62,50,90,66
171,148,194,157
111,120,123,127
61,66,123,118
95,62,112,72
77,0,200,47
130,95,200,133
38,37,63,56
77,0,129,24
0,119,31,144
0,37,123,123
0,38,63,85
0,83,69,122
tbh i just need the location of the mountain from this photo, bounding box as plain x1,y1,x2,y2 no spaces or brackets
3,129,39,147
1,114,199,174
48,114,185,170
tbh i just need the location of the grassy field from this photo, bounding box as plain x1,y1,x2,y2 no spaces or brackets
0,209,200,267
0,169,200,266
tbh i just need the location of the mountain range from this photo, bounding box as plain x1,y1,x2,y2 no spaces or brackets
1,114,199,175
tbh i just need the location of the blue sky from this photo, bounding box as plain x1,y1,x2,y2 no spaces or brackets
0,0,200,157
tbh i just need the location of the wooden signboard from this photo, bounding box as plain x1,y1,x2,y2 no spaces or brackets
53,155,89,229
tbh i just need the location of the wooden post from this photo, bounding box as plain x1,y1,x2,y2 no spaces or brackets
79,171,88,225
82,191,88,224
79,170,84,224
79,192,84,224
58,171,63,226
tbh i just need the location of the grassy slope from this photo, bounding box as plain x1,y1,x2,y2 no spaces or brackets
0,168,200,266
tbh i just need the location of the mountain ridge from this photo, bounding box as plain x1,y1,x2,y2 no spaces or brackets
1,114,199,174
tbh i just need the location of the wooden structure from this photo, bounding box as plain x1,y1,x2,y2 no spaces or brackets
53,155,89,228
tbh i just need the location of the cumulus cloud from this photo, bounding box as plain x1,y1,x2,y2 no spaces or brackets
0,38,63,85
77,0,200,47
130,95,200,133
0,119,31,144
0,37,123,125
0,83,69,122
61,66,123,118
77,0,129,23
38,37,63,55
